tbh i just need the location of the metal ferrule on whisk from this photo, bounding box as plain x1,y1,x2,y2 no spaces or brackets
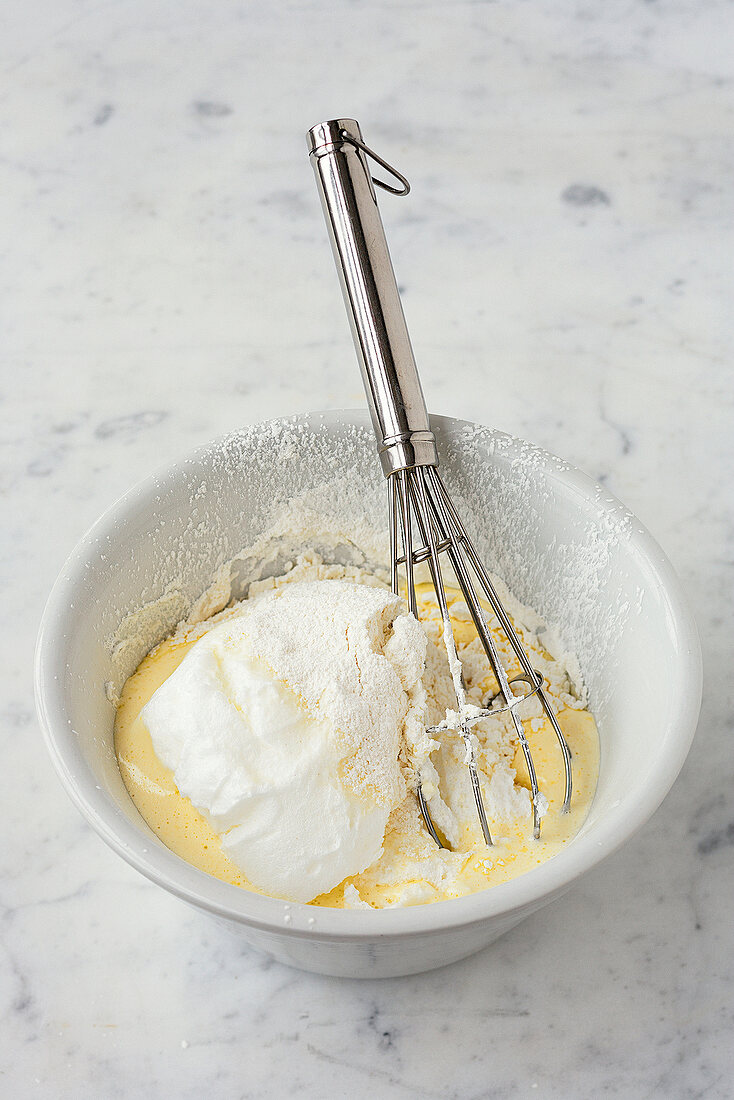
308,119,573,848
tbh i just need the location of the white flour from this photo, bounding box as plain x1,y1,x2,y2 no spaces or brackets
142,577,431,902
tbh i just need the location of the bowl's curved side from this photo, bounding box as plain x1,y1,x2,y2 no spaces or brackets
34,412,702,975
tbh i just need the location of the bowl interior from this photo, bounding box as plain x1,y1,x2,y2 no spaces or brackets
36,412,701,932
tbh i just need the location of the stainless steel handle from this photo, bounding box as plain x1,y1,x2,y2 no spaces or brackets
308,118,437,476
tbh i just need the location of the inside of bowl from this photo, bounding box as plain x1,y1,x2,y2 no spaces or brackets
46,412,692,859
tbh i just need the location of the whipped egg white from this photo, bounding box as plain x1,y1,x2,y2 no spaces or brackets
141,579,428,902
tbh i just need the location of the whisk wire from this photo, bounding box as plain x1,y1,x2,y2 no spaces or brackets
389,464,574,847
398,470,417,617
429,468,573,815
393,470,488,845
388,475,398,597
391,471,446,846
424,470,542,838
409,469,494,847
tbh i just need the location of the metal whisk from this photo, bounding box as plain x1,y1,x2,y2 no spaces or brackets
308,119,572,846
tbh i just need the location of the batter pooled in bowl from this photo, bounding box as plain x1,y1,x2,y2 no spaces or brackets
114,556,599,907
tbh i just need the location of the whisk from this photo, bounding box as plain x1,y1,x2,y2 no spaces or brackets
308,119,572,846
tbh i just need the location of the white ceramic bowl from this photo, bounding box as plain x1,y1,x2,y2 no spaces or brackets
35,412,701,978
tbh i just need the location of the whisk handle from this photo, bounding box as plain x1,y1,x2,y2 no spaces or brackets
308,119,438,476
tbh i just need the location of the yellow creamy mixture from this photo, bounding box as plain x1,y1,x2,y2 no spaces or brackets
115,572,599,908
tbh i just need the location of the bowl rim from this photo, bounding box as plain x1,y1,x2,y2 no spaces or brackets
34,411,703,940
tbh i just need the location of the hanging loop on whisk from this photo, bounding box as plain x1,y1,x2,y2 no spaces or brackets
339,130,411,196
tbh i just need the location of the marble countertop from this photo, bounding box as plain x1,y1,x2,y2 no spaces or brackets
3,0,732,1096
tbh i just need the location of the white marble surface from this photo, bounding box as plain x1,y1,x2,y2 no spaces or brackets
3,0,732,1095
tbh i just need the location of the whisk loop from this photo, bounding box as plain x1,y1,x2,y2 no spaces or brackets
389,466,572,846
